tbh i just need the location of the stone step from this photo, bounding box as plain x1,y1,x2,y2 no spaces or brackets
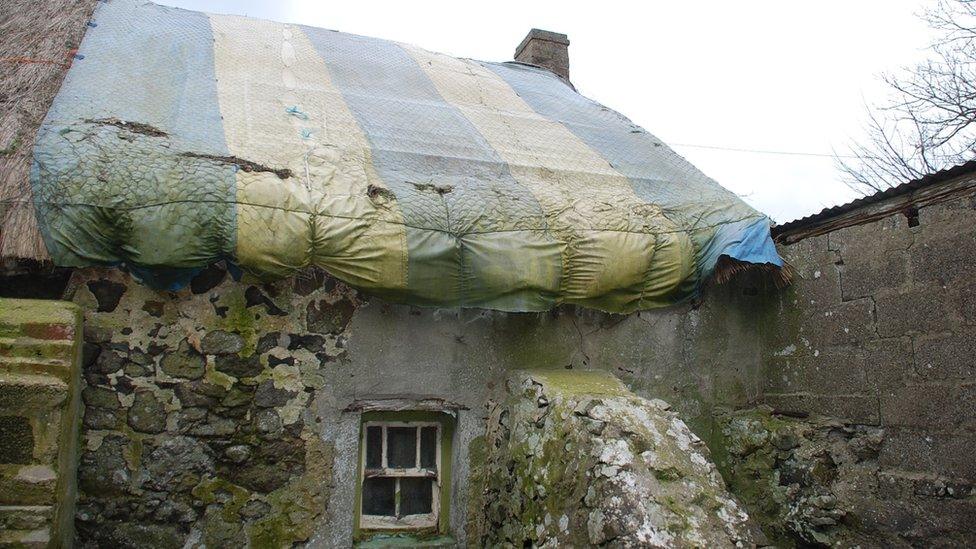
0,373,68,415
0,505,53,533
0,355,74,382
0,527,50,548
0,337,75,364
0,299,80,341
0,465,57,506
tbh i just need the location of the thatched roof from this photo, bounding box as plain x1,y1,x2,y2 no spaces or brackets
0,0,99,260
7,1,788,311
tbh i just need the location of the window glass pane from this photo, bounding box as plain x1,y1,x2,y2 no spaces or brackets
400,477,433,516
420,426,437,468
387,427,417,468
362,477,396,516
366,426,382,469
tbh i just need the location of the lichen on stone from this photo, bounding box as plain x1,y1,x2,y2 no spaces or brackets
471,369,763,548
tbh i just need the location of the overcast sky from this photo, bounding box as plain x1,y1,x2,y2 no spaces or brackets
157,0,937,223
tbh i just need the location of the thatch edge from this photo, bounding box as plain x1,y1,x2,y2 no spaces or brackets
710,255,795,290
0,0,100,261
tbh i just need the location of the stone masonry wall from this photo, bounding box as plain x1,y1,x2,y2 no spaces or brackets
48,260,770,547
0,298,82,548
66,266,347,548
727,187,976,546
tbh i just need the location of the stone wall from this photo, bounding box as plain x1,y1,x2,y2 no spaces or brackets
0,298,82,548
67,267,344,548
470,369,762,547
48,260,769,547
731,184,976,546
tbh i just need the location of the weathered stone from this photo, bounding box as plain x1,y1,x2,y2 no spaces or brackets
219,384,254,408
214,353,262,378
914,329,976,380
254,409,282,439
0,416,33,463
175,407,207,429
139,436,215,493
253,380,295,408
763,353,867,396
154,498,198,523
225,438,306,494
880,383,970,429
202,505,247,547
255,332,280,354
244,285,287,316
159,340,206,380
84,407,122,430
287,334,324,352
200,330,244,355
910,229,976,286
174,380,226,407
713,407,889,547
240,499,271,520
86,280,126,312
82,386,120,409
81,342,101,369
189,263,226,294
127,390,166,434
306,298,356,334
186,413,237,437
839,251,909,300
122,361,152,377
292,267,336,296
76,521,184,549
472,370,761,547
224,444,252,464
797,297,876,347
142,300,165,317
92,350,125,374
78,435,130,496
83,324,113,344
875,286,950,337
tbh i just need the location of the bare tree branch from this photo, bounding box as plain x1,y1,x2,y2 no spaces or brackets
840,0,976,194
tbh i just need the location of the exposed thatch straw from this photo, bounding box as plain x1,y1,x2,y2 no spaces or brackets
710,255,795,289
0,0,99,260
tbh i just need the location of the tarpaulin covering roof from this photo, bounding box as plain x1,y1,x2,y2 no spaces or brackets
30,0,784,312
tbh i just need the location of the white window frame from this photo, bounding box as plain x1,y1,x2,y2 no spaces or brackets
359,420,441,530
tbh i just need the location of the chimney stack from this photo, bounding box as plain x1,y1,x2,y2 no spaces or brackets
514,29,570,82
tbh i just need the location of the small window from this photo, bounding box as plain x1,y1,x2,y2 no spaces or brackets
355,412,453,536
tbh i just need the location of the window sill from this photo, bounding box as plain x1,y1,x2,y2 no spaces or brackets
355,534,456,548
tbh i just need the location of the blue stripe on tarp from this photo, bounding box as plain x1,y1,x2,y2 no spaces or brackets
31,0,236,289
301,27,554,306
42,1,230,151
707,217,784,267
482,62,783,276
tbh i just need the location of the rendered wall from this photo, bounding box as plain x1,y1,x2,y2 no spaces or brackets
0,298,82,548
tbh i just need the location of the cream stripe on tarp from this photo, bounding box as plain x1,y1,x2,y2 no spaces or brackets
402,45,694,311
301,26,559,310
208,14,407,290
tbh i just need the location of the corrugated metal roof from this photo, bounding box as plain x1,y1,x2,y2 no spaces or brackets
771,159,976,238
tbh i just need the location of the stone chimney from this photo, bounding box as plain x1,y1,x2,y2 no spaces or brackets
514,29,570,82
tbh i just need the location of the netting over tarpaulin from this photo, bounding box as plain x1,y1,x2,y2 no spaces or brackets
30,0,785,312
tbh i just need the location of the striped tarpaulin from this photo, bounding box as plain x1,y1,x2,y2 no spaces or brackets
31,0,783,312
